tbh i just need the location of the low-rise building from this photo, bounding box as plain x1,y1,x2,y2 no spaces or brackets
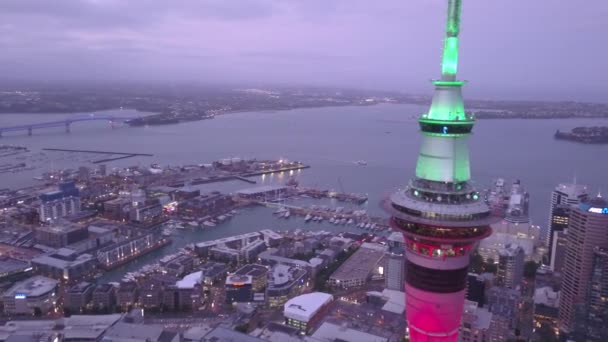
225,275,253,304
267,265,308,308
200,262,227,285
460,300,492,342
129,203,163,223
116,282,138,309
260,229,283,247
92,284,116,311
328,243,387,289
283,292,333,333
64,282,95,313
34,224,88,248
31,248,97,282
312,322,388,342
234,264,268,292
0,257,32,282
2,276,59,315
103,322,178,342
178,193,233,217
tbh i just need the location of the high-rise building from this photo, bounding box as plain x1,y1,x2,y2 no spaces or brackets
559,197,608,335
496,243,525,290
544,183,588,266
487,286,522,342
39,181,81,222
584,247,608,341
550,230,568,274
386,232,406,291
385,249,405,291
459,300,492,342
383,1,496,340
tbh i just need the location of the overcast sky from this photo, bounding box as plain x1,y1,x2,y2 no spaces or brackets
0,0,606,101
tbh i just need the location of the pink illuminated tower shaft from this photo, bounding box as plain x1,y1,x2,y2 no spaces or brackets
384,0,495,340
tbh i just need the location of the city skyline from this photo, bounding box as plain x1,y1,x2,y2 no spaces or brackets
0,0,607,102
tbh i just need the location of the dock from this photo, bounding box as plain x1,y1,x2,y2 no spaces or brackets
241,164,310,177
298,187,368,204
249,199,390,230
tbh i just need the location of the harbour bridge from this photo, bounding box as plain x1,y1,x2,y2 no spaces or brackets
0,113,133,136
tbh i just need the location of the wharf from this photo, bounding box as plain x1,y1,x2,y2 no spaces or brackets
169,175,257,187
241,164,310,177
298,187,368,204
167,164,309,187
98,238,172,271
250,200,389,230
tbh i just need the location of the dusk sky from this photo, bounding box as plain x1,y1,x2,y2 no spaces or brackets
0,0,606,101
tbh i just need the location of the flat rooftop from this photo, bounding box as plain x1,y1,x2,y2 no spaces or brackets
32,253,94,269
202,326,265,342
284,292,333,322
260,229,283,239
235,264,268,277
258,249,312,268
195,232,261,248
67,282,94,294
0,257,29,275
3,276,58,298
176,271,202,289
330,244,386,282
311,322,388,342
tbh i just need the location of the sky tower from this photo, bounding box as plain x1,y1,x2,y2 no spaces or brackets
384,0,496,340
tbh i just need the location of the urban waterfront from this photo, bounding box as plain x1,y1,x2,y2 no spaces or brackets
2,103,607,225
2,104,608,284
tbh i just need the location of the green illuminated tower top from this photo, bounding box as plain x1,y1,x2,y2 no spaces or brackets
415,0,473,183
442,0,461,80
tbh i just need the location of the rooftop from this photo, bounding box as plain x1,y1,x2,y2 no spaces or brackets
235,264,268,277
195,232,261,248
311,322,388,342
226,275,252,286
175,271,202,289
284,292,333,322
258,249,312,268
534,286,560,308
463,301,492,330
202,326,265,342
329,244,386,282
104,322,166,342
555,183,588,197
3,275,58,298
270,264,291,286
32,252,95,270
260,229,283,240
67,282,95,294
0,257,29,275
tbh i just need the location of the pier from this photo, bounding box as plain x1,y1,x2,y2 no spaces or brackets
250,199,390,230
298,187,368,204
167,163,309,187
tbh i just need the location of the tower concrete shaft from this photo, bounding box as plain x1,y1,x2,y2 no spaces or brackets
384,0,496,340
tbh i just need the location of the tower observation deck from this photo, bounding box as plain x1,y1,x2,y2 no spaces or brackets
383,0,497,341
